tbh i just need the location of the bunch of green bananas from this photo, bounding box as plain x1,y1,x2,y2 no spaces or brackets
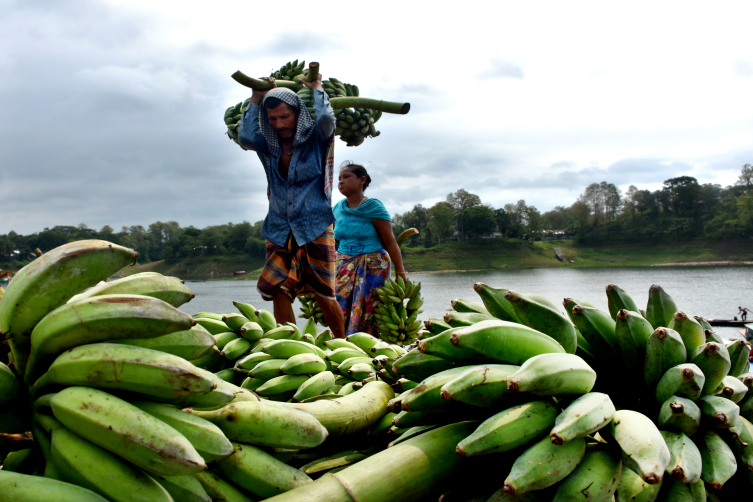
373,276,423,346
225,59,383,149
297,294,328,327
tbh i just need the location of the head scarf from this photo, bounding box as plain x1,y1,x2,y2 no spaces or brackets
259,88,314,157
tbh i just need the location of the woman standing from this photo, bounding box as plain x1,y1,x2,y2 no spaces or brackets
333,162,407,337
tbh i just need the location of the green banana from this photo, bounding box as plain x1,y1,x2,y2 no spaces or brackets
234,351,273,371
689,342,730,395
655,363,705,403
67,273,194,308
696,430,736,492
0,240,138,376
450,298,490,315
194,312,223,321
727,338,751,377
187,350,225,372
220,337,252,360
188,400,328,449
327,347,368,364
0,470,110,501
151,473,211,502
280,353,327,375
667,312,705,357
369,341,400,358
264,325,298,340
504,290,577,354
657,396,701,436
450,320,566,365
240,321,264,342
550,392,615,445
161,369,235,408
645,284,678,329
264,339,326,359
506,353,596,396
50,386,206,475
348,362,376,381
293,371,336,402
644,328,687,389
232,302,259,324
738,372,753,389
440,364,520,408
221,313,249,333
728,416,753,471
606,283,640,319
502,436,586,495
130,401,234,463
240,376,265,391
194,470,255,502
195,317,231,335
444,311,498,327
250,338,275,353
563,297,597,324
456,400,558,456
659,430,701,483
255,309,277,332
615,309,654,378
214,331,239,350
418,327,484,362
715,375,748,403
424,317,453,334
50,426,173,502
337,357,374,374
29,342,215,399
615,465,663,502
25,294,195,383
472,282,520,322
303,317,318,338
251,358,288,379
324,338,364,351
401,365,479,413
216,441,311,498
601,410,670,485
392,349,458,381
552,448,622,502
282,381,394,436
115,324,216,360
0,361,19,404
697,395,739,429
256,374,310,399
571,304,620,358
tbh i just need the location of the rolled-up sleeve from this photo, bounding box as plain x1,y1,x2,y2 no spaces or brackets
313,89,336,141
238,103,268,153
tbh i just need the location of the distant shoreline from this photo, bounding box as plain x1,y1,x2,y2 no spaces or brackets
650,261,753,267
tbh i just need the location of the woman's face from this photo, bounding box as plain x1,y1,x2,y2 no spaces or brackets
338,169,365,196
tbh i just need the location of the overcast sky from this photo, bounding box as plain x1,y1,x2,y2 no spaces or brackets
1,0,752,235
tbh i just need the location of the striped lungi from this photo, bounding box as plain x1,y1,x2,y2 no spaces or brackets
257,225,336,301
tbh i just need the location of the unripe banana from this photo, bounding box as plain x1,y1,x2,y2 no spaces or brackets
606,283,640,319
151,473,211,502
67,273,194,308
504,289,577,354
502,436,586,495
234,351,274,371
401,365,479,413
214,331,239,350
0,361,19,404
194,470,254,502
450,298,490,315
251,359,288,380
450,320,566,365
233,301,259,323
444,311,497,327
264,325,297,340
615,309,654,378
0,470,110,501
392,348,458,381
220,337,252,360
251,338,275,353
256,374,310,398
645,284,678,329
658,395,701,436
697,395,739,429
552,448,622,502
279,353,327,375
689,342,730,395
696,430,736,492
667,311,705,357
195,317,231,335
50,426,173,502
347,332,380,352
51,387,206,475
507,353,596,396
188,400,328,449
727,415,753,471
370,341,400,358
348,362,376,381
440,364,520,408
337,357,375,374
418,327,483,362
25,294,194,383
293,371,336,402
456,400,558,457
655,363,705,404
115,324,216,360
216,441,312,498
727,338,751,377
602,410,670,485
240,376,265,391
472,282,520,322
550,392,615,445
715,374,748,402
325,338,364,351
660,430,702,484
264,339,326,359
131,401,234,463
571,304,620,358
615,465,663,502
143,367,235,409
255,309,277,332
29,342,215,399
644,328,687,389
327,347,368,364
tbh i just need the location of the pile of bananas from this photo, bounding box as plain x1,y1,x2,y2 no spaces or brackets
297,294,328,327
373,276,424,346
224,59,383,149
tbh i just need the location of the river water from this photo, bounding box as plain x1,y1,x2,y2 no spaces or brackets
179,266,753,340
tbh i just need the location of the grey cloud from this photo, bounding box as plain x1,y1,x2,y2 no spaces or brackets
478,56,524,80
733,60,753,77
264,32,343,59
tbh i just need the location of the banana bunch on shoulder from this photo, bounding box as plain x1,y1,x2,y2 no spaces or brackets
373,275,423,346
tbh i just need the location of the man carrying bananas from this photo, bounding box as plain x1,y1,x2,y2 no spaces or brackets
238,73,345,338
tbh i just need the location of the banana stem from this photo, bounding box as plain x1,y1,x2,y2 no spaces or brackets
303,62,320,82
231,71,303,92
330,97,410,114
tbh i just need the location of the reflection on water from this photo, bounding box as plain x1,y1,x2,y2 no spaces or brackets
179,266,753,340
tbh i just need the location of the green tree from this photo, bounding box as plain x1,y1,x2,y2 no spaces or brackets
446,189,481,240
428,202,455,247
495,208,510,236
663,176,700,219
736,163,753,195
463,205,496,237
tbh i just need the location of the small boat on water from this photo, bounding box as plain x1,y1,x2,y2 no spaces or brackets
706,319,750,327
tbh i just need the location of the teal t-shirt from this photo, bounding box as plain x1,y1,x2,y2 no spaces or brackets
333,198,392,256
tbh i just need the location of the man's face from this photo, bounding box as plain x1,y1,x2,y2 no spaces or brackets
267,103,297,140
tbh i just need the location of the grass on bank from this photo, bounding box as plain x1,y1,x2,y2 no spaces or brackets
120,238,753,279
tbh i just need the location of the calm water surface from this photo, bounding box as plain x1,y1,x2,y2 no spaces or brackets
179,266,753,340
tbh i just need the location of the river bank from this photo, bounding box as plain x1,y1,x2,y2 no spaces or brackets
116,238,753,280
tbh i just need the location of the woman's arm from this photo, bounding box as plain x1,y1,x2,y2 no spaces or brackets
374,220,407,281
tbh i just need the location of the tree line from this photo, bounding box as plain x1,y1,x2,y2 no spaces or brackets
2,164,751,268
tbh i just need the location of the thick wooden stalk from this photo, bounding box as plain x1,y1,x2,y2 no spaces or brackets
330,97,410,114
303,62,320,82
231,71,303,92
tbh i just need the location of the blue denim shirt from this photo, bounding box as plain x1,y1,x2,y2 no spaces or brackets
238,89,336,246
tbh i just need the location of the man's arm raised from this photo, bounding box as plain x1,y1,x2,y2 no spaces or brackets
300,73,336,139
238,77,276,152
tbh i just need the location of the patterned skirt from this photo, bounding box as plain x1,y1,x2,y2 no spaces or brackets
335,249,391,337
